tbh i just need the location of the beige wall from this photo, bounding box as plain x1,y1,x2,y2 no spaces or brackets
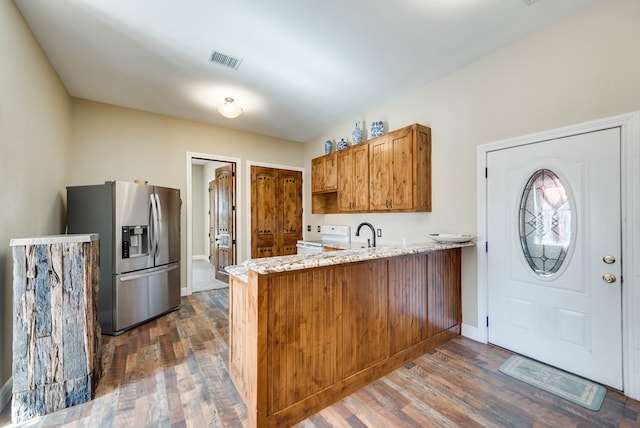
303,0,640,329
68,99,305,289
0,1,72,396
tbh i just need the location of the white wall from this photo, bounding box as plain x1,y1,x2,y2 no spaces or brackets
0,1,72,403
303,0,640,328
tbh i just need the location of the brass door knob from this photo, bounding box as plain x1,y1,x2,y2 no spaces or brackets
603,273,617,284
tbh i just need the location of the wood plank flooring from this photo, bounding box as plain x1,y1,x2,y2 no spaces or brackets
1,288,639,427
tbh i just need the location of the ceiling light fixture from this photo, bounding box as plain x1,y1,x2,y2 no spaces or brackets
217,97,243,119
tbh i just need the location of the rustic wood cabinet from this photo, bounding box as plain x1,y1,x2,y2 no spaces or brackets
369,123,431,211
251,166,302,258
229,247,461,427
337,143,369,212
311,123,431,214
311,152,337,193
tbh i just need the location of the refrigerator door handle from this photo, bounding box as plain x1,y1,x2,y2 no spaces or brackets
149,193,159,257
117,263,179,282
154,193,163,258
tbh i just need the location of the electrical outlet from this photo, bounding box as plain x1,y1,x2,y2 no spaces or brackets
317,225,321,232
376,229,382,238
307,225,311,232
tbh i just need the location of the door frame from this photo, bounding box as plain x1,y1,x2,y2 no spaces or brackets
476,112,640,400
185,152,241,296
246,161,305,259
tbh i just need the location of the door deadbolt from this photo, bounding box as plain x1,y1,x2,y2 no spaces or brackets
603,255,616,264
602,273,617,284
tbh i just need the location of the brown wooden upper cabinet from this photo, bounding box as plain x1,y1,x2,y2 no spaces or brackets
312,123,431,213
337,143,369,212
311,153,337,193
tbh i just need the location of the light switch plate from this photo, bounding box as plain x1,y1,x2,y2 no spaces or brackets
376,229,382,238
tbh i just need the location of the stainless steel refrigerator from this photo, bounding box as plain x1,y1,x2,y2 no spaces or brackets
66,181,181,335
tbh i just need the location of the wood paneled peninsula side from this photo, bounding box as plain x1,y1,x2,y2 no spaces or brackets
226,241,473,427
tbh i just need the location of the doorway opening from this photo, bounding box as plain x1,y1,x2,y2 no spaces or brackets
186,152,240,296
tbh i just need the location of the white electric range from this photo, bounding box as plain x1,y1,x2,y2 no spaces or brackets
296,225,351,254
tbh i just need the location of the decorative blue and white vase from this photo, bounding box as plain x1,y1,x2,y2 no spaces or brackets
324,139,333,154
352,121,362,144
337,138,349,151
371,121,384,138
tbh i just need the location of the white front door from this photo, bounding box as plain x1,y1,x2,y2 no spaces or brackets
487,127,622,389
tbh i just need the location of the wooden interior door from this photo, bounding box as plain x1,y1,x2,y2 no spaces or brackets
209,181,216,265
278,169,303,255
251,166,278,258
211,164,235,282
251,165,302,258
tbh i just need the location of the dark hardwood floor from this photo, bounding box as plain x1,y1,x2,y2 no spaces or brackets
1,288,639,427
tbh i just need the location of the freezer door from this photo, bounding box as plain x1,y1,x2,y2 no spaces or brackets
153,186,181,266
114,181,154,273
112,262,180,333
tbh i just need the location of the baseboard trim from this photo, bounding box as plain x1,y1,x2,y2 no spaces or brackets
0,376,11,416
461,323,484,343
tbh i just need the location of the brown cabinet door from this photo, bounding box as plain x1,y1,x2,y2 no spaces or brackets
311,153,337,193
337,149,353,211
389,126,414,210
338,144,369,212
352,143,370,211
251,166,303,258
414,125,432,212
369,136,392,210
324,154,337,191
311,157,324,193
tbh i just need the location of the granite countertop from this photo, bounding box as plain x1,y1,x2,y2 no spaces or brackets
225,241,475,283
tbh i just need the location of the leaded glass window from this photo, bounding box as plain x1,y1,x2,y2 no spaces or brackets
519,169,572,277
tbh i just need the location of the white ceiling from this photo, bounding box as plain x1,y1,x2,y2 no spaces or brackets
15,0,600,142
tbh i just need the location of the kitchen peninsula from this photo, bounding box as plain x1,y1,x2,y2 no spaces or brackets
226,242,473,427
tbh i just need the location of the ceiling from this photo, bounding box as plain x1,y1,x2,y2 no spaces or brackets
15,0,600,143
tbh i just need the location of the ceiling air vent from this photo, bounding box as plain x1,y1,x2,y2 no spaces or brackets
209,50,243,71
522,0,540,5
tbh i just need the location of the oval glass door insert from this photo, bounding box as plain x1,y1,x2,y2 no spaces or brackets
519,169,572,277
